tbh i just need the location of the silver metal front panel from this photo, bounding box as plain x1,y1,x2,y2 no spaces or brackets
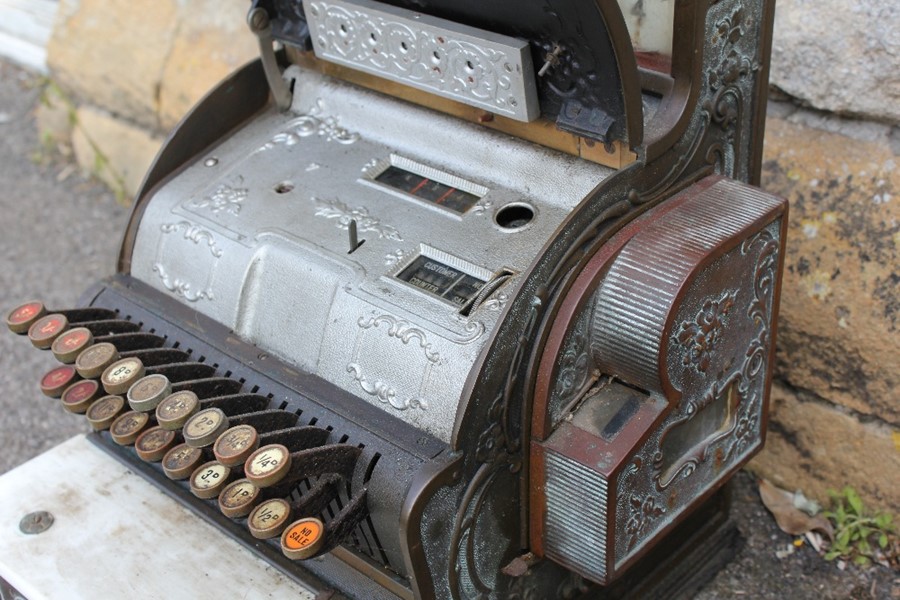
130,65,611,442
304,0,540,121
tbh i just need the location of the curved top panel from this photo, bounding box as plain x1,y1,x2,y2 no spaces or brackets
257,0,643,146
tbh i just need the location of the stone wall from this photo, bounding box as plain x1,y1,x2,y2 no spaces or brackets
37,1,899,510
41,0,257,197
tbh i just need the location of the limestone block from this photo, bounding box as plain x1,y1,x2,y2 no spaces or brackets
71,106,163,200
749,383,899,513
158,1,258,130
35,83,74,151
762,115,899,423
771,0,900,124
46,0,178,130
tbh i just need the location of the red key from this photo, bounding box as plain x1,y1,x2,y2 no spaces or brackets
6,301,46,334
40,365,80,398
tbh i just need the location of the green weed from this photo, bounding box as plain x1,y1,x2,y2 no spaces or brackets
824,486,896,567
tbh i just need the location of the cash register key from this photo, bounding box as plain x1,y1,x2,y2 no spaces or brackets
40,365,79,398
244,444,292,488
162,443,204,480
6,301,46,334
281,517,326,560
134,426,178,462
85,395,126,431
248,498,292,540
126,374,171,412
50,327,94,364
213,425,260,467
101,357,146,396
60,379,102,414
75,342,119,379
109,410,150,445
183,408,230,448
190,461,232,499
218,478,261,518
27,314,69,349
155,390,200,430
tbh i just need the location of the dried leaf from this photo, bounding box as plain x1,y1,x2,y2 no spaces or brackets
759,479,835,540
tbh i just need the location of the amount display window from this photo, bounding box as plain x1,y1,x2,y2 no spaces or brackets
364,154,489,215
397,256,487,307
375,166,481,213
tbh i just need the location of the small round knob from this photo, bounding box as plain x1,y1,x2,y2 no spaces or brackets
214,425,260,467
6,301,46,334
109,410,150,445
248,498,292,540
281,517,326,560
28,314,68,349
101,357,145,395
127,374,172,412
51,327,94,364
183,408,230,448
190,461,231,499
244,444,291,488
40,365,79,398
155,390,200,430
135,426,178,462
85,395,126,431
162,443,204,480
60,379,102,414
75,342,119,379
218,479,260,518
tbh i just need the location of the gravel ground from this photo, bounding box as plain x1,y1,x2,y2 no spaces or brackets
0,59,896,599
0,61,130,475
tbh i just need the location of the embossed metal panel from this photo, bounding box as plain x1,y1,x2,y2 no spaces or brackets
130,64,611,442
303,0,539,121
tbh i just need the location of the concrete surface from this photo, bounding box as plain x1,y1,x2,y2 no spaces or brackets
0,59,896,599
0,60,129,475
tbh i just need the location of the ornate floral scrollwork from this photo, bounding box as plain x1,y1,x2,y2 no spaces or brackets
624,493,666,551
159,221,224,258
702,5,760,176
259,99,359,151
346,363,428,410
549,311,592,419
187,182,247,216
384,249,407,267
357,314,441,363
152,263,214,303
314,197,403,241
676,290,737,372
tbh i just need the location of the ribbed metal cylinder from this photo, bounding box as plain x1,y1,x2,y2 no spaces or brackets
589,179,783,392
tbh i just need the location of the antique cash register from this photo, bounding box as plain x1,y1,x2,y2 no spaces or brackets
3,0,785,598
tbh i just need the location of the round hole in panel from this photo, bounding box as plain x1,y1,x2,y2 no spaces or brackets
274,181,294,194
495,203,535,231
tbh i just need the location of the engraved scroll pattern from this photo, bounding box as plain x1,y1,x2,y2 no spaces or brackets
259,99,359,151
186,182,247,216
314,197,403,241
306,1,523,114
346,314,440,411
151,221,222,303
676,290,737,373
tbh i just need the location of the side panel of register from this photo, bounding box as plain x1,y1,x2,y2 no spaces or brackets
531,177,788,583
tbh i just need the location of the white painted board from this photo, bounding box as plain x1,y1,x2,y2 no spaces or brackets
0,435,319,600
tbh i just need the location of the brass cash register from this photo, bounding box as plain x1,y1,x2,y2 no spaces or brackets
5,0,785,598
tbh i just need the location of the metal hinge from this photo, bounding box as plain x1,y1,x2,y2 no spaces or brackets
247,6,293,111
